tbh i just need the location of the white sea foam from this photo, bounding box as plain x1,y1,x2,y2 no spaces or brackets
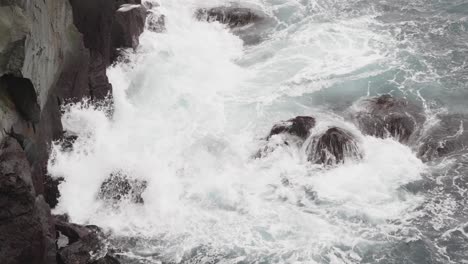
48,0,425,262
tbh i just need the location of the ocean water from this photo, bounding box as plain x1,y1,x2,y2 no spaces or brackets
48,0,468,263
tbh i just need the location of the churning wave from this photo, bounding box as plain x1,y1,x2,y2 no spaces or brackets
48,0,468,263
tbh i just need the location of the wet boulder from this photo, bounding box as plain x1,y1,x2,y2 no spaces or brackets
352,94,424,143
195,6,276,45
54,215,118,264
255,116,315,158
98,171,147,204
196,7,263,28
307,127,362,165
418,114,468,161
268,116,316,140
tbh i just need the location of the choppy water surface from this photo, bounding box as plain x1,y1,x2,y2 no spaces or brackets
49,0,468,263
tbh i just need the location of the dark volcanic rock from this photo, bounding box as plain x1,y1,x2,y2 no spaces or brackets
352,94,424,143
196,7,263,28
113,2,147,51
55,216,110,264
44,176,63,209
4,127,39,166
98,171,147,204
1,74,40,125
58,231,106,264
195,6,275,45
255,116,315,158
68,0,147,99
307,127,362,165
268,116,316,140
0,138,56,264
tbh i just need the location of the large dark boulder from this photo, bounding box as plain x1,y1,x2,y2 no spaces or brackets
195,6,276,45
268,116,316,140
255,116,315,158
307,127,362,165
0,138,56,264
54,216,119,264
196,7,263,28
352,94,424,143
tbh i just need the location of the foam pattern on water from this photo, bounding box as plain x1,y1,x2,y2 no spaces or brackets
46,0,449,263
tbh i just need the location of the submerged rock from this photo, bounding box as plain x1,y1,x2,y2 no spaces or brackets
352,94,424,143
418,114,468,161
98,171,147,204
146,12,166,33
307,127,362,165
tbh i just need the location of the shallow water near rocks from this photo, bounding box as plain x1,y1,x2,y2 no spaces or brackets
49,0,468,263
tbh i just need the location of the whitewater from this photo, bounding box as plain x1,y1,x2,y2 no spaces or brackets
48,0,468,263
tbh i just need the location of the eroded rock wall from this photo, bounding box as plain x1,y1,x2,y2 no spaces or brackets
0,0,147,263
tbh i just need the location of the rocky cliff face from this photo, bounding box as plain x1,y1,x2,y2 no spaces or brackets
0,0,147,263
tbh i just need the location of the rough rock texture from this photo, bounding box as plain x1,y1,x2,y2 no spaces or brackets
196,7,263,28
1,74,40,125
147,12,166,33
0,0,146,262
99,171,147,204
113,1,146,51
69,0,147,98
268,116,316,140
195,6,276,45
55,217,108,264
255,116,315,158
0,138,56,264
352,94,425,143
307,127,362,165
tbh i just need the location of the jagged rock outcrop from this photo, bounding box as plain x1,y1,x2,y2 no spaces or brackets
113,1,147,52
306,127,362,165
1,0,147,263
0,138,56,264
351,94,425,143
55,219,106,264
